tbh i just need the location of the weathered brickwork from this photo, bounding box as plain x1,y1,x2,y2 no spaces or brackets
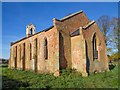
8,10,109,77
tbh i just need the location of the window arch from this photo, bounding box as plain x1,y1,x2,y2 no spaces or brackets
15,46,17,68
93,34,97,51
92,33,98,60
44,37,48,59
30,43,32,60
19,44,21,62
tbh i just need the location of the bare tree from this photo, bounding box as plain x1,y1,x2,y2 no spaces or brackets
97,15,111,46
110,17,120,52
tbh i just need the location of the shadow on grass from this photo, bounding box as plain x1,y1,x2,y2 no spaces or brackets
0,64,8,68
1,65,8,68
2,76,29,89
109,63,116,70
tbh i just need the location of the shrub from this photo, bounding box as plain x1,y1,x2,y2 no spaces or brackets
109,52,120,61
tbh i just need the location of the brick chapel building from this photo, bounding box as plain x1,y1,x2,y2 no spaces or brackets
8,10,109,77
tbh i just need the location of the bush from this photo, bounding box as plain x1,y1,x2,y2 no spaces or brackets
109,52,120,61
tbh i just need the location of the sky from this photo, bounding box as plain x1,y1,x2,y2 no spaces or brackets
2,2,118,59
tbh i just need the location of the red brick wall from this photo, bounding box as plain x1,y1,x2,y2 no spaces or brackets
55,12,90,69
83,22,109,72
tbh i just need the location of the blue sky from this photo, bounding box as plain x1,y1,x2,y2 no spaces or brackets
2,2,118,59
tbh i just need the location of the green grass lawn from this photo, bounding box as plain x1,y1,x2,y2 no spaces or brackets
1,64,118,89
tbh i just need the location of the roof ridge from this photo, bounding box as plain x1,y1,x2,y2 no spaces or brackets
59,10,83,21
11,10,84,46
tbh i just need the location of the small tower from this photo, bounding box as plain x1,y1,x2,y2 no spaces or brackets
26,24,36,37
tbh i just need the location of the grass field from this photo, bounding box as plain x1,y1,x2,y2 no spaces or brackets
1,64,118,89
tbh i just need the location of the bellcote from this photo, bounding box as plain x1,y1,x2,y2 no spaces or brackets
26,24,36,37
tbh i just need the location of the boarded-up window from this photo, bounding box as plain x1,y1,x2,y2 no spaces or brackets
44,38,48,59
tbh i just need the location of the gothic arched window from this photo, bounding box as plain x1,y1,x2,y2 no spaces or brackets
92,33,98,60
30,43,32,60
44,38,48,59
